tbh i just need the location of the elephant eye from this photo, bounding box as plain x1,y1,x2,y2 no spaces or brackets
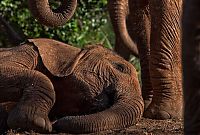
112,62,128,73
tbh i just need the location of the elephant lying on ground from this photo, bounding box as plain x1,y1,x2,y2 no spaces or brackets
182,0,200,134
0,38,143,133
37,0,182,120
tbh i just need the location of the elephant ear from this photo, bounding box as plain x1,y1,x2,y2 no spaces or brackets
28,38,85,77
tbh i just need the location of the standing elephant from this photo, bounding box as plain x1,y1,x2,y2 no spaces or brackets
108,0,183,119
0,38,144,133
182,0,200,134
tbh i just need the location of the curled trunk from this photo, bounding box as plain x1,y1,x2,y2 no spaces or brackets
108,0,139,58
53,97,144,133
28,0,77,27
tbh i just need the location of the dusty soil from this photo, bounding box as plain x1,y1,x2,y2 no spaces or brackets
5,118,183,135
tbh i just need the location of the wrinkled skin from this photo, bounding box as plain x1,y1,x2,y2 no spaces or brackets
2,0,77,27
35,0,182,120
23,0,77,27
108,0,183,119
0,38,144,133
108,0,139,59
182,0,200,134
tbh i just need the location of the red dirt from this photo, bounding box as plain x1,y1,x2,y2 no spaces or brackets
5,118,183,135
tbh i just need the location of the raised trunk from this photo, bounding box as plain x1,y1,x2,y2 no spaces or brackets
182,0,200,134
108,0,139,58
28,0,77,27
53,97,143,133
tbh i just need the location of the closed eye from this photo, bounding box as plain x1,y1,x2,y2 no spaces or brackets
112,62,129,74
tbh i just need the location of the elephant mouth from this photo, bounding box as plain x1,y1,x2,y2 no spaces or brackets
88,86,115,114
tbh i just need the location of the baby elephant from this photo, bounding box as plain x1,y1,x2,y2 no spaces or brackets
0,38,144,133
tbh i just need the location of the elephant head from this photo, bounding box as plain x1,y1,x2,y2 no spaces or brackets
53,46,143,133
27,0,77,27
27,38,144,133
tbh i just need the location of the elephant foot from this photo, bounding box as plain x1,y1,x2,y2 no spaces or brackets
143,98,183,120
143,104,171,119
7,104,52,133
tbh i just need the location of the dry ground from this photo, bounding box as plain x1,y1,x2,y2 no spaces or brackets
5,118,183,135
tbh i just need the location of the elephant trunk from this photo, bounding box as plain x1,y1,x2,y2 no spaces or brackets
53,96,144,133
108,0,139,57
28,0,77,27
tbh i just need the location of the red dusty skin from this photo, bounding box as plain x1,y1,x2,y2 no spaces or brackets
108,0,139,58
53,97,144,133
28,0,77,27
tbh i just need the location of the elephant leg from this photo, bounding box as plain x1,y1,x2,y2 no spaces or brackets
144,0,183,119
182,0,200,134
128,0,152,110
0,66,55,132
